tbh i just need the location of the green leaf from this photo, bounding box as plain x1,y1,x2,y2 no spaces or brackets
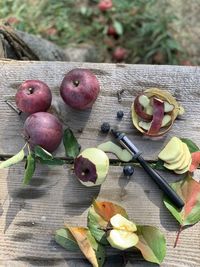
135,225,166,264
23,153,36,185
38,158,66,165
0,149,25,169
88,200,128,244
55,228,79,251
63,128,80,159
68,227,105,267
113,20,123,35
153,159,167,171
87,205,109,245
163,174,200,226
34,145,53,160
181,138,199,153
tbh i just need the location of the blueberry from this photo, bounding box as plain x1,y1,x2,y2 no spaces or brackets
101,122,110,133
117,110,124,119
123,165,134,176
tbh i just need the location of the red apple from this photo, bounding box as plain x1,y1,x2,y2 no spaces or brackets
107,25,117,37
98,0,112,11
60,68,100,110
15,80,52,114
113,47,128,62
24,112,63,152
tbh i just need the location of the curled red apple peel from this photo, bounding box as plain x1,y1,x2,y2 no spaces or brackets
147,98,164,135
134,95,152,121
132,88,184,137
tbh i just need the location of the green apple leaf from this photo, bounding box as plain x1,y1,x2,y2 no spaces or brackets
34,145,53,160
181,138,199,153
23,153,36,185
153,159,167,171
87,200,128,245
164,174,200,247
113,20,123,35
63,128,80,159
55,228,79,251
38,158,66,165
68,227,105,267
135,225,166,264
0,149,25,169
87,204,109,245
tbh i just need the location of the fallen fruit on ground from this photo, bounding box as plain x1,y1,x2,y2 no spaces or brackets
60,68,100,110
15,80,52,114
74,148,109,186
23,112,63,152
158,136,191,174
132,88,184,136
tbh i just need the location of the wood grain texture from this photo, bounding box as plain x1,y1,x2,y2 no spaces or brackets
0,163,200,267
0,60,200,160
0,60,200,267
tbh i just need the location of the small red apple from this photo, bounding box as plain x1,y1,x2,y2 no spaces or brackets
60,68,100,110
15,80,52,114
98,0,112,11
24,112,63,152
113,47,128,62
107,25,117,37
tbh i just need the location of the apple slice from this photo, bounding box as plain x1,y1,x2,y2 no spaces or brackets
158,137,182,162
164,101,174,113
166,143,184,164
177,143,191,170
110,214,137,232
97,141,132,162
174,158,192,174
139,114,171,131
107,229,139,250
147,98,164,135
134,95,152,121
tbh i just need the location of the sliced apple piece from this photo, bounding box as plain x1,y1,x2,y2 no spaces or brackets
164,152,186,170
97,141,132,162
166,142,184,164
134,95,152,121
145,104,153,115
164,101,174,113
107,229,139,250
174,158,192,174
177,143,191,170
110,214,137,232
138,95,150,108
139,114,172,131
158,137,182,162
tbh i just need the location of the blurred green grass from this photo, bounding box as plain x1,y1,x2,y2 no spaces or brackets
0,0,185,64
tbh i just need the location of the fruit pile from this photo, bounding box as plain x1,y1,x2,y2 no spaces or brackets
158,137,192,174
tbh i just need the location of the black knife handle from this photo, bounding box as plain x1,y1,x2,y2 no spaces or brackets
137,155,184,209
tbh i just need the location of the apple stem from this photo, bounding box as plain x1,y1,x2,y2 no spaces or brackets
174,225,183,248
28,88,34,94
5,100,22,115
73,80,80,87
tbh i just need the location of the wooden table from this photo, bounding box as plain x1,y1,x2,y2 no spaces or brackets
0,60,200,267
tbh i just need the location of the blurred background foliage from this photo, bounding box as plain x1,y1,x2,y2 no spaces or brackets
0,0,193,64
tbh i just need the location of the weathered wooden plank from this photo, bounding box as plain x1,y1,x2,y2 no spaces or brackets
0,60,200,160
0,163,199,266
